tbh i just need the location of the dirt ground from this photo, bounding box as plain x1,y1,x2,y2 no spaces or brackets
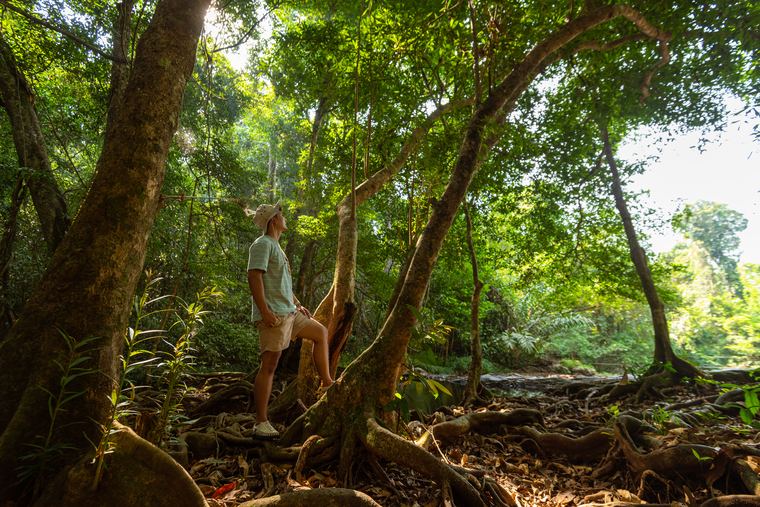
132,370,760,507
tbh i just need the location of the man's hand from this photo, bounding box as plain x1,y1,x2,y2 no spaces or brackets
297,304,313,319
261,308,280,327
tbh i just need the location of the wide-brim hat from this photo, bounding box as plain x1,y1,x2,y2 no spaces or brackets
252,200,282,230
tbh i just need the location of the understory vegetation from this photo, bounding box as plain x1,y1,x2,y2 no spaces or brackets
0,0,758,506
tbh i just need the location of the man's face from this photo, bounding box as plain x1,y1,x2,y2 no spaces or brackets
274,210,287,230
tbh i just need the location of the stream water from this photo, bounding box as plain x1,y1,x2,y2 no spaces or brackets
401,372,615,414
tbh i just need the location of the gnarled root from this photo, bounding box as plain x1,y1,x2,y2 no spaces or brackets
519,426,614,460
267,381,300,423
238,488,382,506
417,408,545,450
613,415,716,475
362,415,485,507
33,422,207,507
700,496,760,507
732,459,760,496
192,380,255,415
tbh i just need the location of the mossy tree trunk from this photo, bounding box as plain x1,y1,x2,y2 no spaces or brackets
0,34,70,254
0,0,210,502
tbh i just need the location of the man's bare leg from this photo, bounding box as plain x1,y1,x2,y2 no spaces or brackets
297,320,333,387
254,349,282,423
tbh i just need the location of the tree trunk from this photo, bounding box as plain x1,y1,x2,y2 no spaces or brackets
0,34,70,253
294,240,317,300
0,175,27,336
462,202,486,406
295,97,475,403
104,0,135,136
599,122,702,379
281,9,673,504
0,0,210,501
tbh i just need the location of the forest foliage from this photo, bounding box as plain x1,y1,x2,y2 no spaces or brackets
0,0,757,378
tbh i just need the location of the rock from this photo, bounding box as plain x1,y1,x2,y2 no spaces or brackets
571,366,596,376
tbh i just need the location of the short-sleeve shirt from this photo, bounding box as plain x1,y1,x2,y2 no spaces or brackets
247,235,295,322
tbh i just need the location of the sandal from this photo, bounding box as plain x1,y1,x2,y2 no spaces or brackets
253,421,279,440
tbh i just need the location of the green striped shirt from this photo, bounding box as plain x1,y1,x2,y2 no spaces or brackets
247,235,295,322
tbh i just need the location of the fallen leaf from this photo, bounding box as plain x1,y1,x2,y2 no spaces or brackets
238,455,249,477
616,489,642,503
211,481,236,499
199,485,216,497
553,490,575,505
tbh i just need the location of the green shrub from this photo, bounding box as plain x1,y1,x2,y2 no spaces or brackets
559,357,596,373
194,318,258,371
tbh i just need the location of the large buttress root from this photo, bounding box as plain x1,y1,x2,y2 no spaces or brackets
361,415,486,507
33,423,208,507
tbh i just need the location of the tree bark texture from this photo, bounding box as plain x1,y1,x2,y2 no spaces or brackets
599,123,701,378
0,176,27,327
105,0,136,136
0,0,210,500
0,34,70,253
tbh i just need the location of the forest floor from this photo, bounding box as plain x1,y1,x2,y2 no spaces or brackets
134,369,760,507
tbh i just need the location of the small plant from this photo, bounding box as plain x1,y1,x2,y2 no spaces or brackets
384,306,452,424
90,274,165,490
724,383,760,429
696,371,760,430
645,405,674,435
149,286,223,446
16,331,100,499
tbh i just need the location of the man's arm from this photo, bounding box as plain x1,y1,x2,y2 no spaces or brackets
248,269,279,327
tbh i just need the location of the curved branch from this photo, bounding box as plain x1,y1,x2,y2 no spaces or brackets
0,0,126,63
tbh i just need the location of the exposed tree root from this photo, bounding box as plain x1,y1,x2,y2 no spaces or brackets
578,503,671,507
700,496,760,507
192,380,255,415
613,414,716,475
362,415,485,507
416,408,545,449
605,383,638,401
34,423,207,507
633,371,675,403
519,426,614,460
732,459,760,496
267,381,300,422
237,488,382,507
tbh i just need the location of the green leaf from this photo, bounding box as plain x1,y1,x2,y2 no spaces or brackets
69,356,92,368
428,379,452,397
407,305,424,323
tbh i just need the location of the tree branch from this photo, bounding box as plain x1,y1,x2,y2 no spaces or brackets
0,0,126,63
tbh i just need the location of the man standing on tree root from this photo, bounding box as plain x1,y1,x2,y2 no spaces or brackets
248,200,333,439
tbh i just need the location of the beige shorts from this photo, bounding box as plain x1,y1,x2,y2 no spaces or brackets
255,311,312,352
